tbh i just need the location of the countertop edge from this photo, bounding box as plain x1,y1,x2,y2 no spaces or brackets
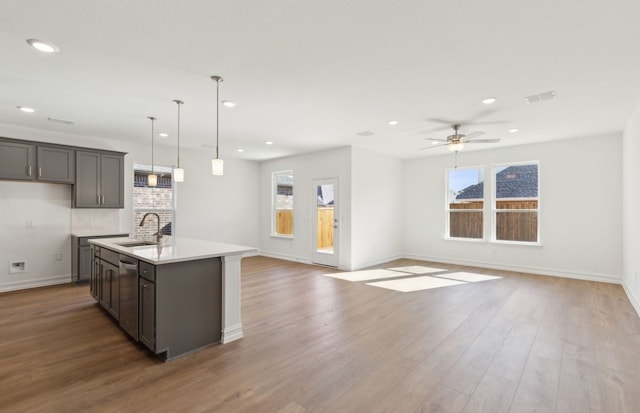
89,237,257,265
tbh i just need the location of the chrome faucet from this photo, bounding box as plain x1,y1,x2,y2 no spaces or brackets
139,212,163,243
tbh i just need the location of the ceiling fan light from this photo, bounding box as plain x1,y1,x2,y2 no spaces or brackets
448,142,464,152
211,158,224,176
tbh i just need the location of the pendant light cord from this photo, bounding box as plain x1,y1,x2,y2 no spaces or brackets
148,116,156,175
216,78,220,160
211,75,223,160
173,100,183,168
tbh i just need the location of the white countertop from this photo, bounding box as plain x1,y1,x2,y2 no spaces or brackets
89,237,257,265
71,231,129,238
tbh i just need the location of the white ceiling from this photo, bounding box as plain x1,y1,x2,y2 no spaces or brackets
2,0,640,161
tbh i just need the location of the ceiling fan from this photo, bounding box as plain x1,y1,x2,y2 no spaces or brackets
419,124,500,152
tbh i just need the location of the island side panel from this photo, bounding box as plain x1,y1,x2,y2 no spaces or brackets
155,257,222,359
221,254,244,343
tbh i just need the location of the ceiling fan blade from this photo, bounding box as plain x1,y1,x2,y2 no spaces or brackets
464,131,486,140
418,144,448,150
427,118,458,125
417,125,452,134
425,138,448,142
465,139,501,143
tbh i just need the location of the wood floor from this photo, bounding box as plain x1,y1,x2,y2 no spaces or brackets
1,256,640,412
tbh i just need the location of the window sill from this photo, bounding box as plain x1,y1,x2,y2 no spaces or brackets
444,237,543,247
271,234,294,240
490,239,543,247
444,236,485,243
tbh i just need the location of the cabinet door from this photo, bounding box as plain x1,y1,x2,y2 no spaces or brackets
79,245,91,282
90,250,99,300
139,278,155,351
104,261,120,319
74,151,101,207
0,141,35,180
100,154,124,208
37,146,75,183
99,261,110,310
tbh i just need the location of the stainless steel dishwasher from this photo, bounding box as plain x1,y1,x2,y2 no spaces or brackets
119,254,139,341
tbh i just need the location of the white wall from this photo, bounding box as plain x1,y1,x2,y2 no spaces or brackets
623,101,640,314
258,147,353,269
403,134,622,283
351,146,404,269
173,150,260,247
0,123,260,291
0,182,72,291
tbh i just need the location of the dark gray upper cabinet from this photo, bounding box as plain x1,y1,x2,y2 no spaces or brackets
37,145,75,183
0,141,36,180
74,151,124,208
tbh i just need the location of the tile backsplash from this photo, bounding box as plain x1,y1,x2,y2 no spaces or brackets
71,209,122,233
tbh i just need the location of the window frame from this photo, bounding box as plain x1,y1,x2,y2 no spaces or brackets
491,160,541,245
271,169,294,238
444,165,486,241
132,163,176,241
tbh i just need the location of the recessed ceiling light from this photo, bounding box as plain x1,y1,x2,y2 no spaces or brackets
17,106,36,113
387,120,399,126
158,132,169,137
237,148,245,152
508,128,520,133
265,141,273,145
26,39,59,54
222,100,236,108
481,97,497,105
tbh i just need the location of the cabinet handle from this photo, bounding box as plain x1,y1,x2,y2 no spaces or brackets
28,166,32,176
101,195,105,204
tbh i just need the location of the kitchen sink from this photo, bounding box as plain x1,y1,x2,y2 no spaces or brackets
115,240,158,247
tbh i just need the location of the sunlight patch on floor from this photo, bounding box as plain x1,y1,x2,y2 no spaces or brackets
387,265,446,274
324,268,410,282
438,272,502,282
367,276,466,292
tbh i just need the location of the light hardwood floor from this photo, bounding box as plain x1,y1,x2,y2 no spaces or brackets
1,256,640,412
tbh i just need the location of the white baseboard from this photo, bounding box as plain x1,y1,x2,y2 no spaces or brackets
259,250,314,266
348,254,406,271
0,274,71,293
622,280,640,318
221,323,244,344
401,253,622,284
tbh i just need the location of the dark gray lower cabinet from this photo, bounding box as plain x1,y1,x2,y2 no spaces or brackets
74,234,128,282
90,245,222,361
139,277,155,351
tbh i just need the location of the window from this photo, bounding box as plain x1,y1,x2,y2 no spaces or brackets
272,170,293,237
133,164,175,242
493,162,539,243
446,167,484,239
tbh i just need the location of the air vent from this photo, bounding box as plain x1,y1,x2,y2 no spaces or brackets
524,91,556,104
356,130,374,137
47,117,75,125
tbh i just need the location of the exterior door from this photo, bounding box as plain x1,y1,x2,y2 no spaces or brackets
312,178,339,267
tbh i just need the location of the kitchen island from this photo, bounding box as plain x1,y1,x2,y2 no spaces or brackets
88,236,256,360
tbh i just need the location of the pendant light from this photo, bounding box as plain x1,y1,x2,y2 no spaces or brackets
148,116,158,187
173,99,185,182
211,75,224,176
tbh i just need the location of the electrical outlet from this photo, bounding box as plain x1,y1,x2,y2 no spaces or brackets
26,220,34,228
9,261,26,274
55,252,62,261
